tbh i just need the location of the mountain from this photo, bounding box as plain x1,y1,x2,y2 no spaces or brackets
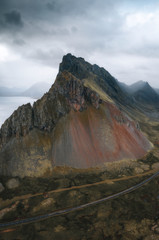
118,80,159,109
118,80,153,94
0,54,152,177
129,80,148,93
0,86,23,96
22,82,51,99
132,81,159,106
0,82,51,98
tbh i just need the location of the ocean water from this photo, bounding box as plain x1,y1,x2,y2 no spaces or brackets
0,97,36,127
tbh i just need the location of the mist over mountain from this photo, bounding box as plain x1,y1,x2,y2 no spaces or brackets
0,82,51,99
0,86,23,96
132,81,159,106
129,80,149,93
118,79,159,108
22,82,52,99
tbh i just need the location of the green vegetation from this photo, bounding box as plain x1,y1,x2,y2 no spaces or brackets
138,152,159,168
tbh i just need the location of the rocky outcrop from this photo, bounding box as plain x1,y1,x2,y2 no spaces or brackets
0,103,33,148
0,54,152,177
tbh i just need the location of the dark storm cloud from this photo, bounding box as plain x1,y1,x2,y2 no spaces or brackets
0,0,122,64
46,1,57,11
1,0,159,88
29,48,66,67
4,10,23,27
13,38,25,46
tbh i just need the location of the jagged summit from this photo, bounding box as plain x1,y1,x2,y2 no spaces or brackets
132,81,159,106
59,53,108,79
59,53,112,82
59,53,130,105
0,54,152,177
130,80,148,93
118,79,159,109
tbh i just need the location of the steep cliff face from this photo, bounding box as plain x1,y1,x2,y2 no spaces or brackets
0,103,33,147
0,54,152,177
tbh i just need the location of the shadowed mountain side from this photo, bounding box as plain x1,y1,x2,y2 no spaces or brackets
133,82,159,106
52,103,151,168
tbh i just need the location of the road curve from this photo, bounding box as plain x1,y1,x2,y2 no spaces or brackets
0,171,159,229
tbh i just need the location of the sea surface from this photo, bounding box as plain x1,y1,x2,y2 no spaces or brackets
0,96,36,127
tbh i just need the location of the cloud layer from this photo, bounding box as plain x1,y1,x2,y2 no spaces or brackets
0,0,159,88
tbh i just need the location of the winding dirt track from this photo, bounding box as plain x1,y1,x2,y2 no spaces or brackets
0,169,155,209
0,170,159,229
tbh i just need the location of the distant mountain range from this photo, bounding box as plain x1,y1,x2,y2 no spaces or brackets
0,81,51,99
0,87,23,97
22,82,51,99
118,80,159,106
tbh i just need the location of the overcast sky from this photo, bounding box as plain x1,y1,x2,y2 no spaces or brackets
0,0,159,89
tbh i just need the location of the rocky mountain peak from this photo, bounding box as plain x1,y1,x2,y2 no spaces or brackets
130,80,148,92
59,53,91,80
59,53,129,105
59,53,114,81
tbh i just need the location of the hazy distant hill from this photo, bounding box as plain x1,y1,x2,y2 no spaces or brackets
132,81,159,105
22,82,51,99
118,80,149,94
129,80,148,94
118,80,159,106
0,82,51,99
0,87,22,96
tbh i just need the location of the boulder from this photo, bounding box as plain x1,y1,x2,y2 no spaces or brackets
6,178,20,189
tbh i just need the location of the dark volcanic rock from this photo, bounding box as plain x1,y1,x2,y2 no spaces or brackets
54,71,101,111
0,103,33,148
